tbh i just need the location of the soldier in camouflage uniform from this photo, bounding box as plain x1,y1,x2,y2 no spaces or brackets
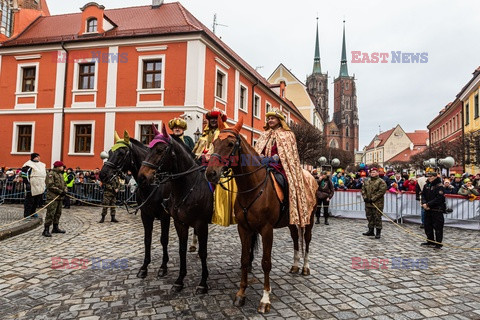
43,161,67,237
99,176,120,223
361,167,387,239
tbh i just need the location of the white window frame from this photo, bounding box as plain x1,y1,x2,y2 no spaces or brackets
266,101,272,114
215,66,228,105
68,120,95,156
15,62,39,109
239,83,248,113
137,54,166,107
253,93,261,119
85,17,98,34
134,120,163,144
11,121,35,155
72,58,98,108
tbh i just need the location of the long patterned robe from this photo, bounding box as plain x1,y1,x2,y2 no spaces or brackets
255,127,317,227
193,125,237,227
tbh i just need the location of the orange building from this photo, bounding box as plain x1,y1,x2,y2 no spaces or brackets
0,1,307,169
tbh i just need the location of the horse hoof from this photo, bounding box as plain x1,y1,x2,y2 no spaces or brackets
195,286,208,294
301,267,310,276
137,269,148,279
289,266,300,274
157,267,168,278
171,284,184,293
233,295,246,307
257,302,271,314
189,245,197,252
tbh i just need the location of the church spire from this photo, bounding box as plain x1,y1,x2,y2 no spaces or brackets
312,17,322,74
339,20,349,77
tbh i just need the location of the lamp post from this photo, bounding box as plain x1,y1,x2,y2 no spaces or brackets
318,156,340,173
194,128,201,143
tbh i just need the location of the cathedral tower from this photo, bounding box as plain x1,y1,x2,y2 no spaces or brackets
306,18,329,124
332,21,359,153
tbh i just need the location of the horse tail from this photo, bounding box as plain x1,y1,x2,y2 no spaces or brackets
251,232,260,254
297,226,305,258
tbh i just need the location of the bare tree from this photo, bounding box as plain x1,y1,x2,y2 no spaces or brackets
290,123,324,166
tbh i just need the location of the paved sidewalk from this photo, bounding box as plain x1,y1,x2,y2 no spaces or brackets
0,205,479,319
0,205,43,241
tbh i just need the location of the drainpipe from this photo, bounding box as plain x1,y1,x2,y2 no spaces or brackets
60,41,69,162
250,79,258,145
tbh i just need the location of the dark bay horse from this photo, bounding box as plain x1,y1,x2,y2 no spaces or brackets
205,119,315,313
99,131,171,279
138,124,213,294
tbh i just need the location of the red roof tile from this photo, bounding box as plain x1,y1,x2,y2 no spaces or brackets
365,127,395,150
388,146,426,163
406,130,428,146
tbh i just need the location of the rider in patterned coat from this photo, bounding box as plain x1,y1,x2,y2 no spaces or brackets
361,167,387,239
43,161,67,237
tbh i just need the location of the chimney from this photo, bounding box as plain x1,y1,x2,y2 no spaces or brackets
152,0,164,8
279,81,286,98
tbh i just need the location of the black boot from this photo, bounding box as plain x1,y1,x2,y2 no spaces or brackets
52,224,66,233
42,225,52,237
111,215,119,223
362,228,374,236
324,212,329,225
315,216,320,224
375,228,381,239
99,215,105,223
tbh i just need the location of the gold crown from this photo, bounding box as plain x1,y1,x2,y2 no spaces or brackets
168,118,187,130
265,108,286,121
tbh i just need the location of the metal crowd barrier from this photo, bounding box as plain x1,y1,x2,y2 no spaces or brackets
329,190,480,230
0,181,137,205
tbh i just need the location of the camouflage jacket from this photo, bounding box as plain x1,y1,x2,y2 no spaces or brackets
46,168,67,200
362,176,387,208
103,177,120,195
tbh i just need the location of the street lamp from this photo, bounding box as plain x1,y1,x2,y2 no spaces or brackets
194,128,201,142
318,156,340,173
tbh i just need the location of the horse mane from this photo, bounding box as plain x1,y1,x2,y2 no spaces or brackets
171,135,195,159
169,137,196,166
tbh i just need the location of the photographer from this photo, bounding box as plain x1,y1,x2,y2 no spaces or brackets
421,171,445,249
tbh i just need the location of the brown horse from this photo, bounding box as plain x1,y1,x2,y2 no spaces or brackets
205,118,315,313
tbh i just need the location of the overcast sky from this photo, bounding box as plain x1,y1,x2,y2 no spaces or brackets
52,0,480,148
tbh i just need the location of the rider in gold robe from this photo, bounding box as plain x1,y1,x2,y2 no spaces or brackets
193,108,237,227
254,108,317,227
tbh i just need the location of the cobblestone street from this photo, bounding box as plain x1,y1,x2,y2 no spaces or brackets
0,205,479,320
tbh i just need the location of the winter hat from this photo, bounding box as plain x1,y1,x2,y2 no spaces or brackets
31,153,40,161
53,161,65,167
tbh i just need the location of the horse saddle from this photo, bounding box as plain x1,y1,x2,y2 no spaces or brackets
269,170,288,205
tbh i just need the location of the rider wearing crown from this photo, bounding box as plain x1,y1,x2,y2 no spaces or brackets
254,108,317,227
192,108,237,227
168,117,195,152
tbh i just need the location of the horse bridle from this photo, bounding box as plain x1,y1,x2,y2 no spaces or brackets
103,144,133,182
210,129,242,174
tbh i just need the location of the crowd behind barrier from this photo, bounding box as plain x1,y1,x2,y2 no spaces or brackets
329,190,480,230
0,180,137,205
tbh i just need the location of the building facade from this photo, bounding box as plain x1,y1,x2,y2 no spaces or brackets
459,67,480,173
268,63,323,130
363,125,428,168
0,1,307,169
306,20,359,155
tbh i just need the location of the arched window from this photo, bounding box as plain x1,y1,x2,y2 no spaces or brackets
87,18,97,33
329,139,339,149
346,126,350,137
346,142,349,150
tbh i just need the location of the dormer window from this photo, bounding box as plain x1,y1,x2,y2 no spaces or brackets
87,18,97,33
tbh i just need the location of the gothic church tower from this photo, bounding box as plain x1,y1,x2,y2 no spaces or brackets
331,21,359,153
306,18,329,124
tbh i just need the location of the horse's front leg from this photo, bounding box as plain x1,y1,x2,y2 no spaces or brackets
158,213,170,278
288,225,300,274
137,212,154,278
234,225,252,307
195,223,209,294
258,226,273,314
172,220,188,293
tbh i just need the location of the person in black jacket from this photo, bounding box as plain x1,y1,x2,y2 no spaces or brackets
421,171,446,249
315,171,335,225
